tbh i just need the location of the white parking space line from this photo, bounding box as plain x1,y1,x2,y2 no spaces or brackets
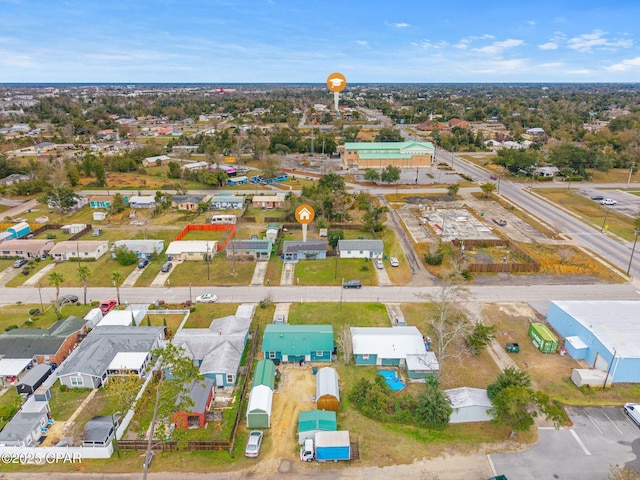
583,408,603,435
601,409,624,435
570,429,592,456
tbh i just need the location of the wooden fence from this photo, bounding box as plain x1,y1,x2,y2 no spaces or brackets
118,325,260,454
450,239,540,273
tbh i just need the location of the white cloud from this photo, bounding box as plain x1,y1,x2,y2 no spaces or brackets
605,56,640,72
473,38,523,54
391,22,410,28
538,62,563,68
355,40,369,47
568,30,633,52
539,42,558,50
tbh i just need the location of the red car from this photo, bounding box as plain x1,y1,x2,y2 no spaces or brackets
100,299,117,314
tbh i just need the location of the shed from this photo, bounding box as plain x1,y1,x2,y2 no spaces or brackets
571,368,612,388
83,416,116,447
93,211,108,221
246,384,273,428
252,359,276,390
565,335,588,360
16,363,52,396
445,387,493,424
61,223,87,234
316,367,340,412
173,378,215,429
528,322,559,354
406,352,440,380
7,221,30,239
297,409,337,444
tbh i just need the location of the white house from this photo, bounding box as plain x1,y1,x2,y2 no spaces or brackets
166,240,217,261
97,309,146,327
128,195,156,209
351,326,430,367
181,161,209,172
49,241,109,261
338,239,384,259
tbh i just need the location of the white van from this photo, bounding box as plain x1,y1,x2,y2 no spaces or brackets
624,403,640,427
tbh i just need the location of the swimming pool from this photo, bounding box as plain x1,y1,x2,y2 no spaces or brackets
378,370,406,391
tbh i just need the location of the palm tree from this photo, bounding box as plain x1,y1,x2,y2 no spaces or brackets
47,271,64,303
111,271,125,305
76,265,91,305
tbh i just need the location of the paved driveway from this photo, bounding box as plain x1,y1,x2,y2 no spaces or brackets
491,406,640,479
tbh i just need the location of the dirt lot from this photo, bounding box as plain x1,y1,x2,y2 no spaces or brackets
264,363,316,461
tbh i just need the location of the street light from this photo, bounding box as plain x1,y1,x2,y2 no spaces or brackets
627,230,639,276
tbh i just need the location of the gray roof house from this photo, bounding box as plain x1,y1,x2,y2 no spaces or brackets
210,195,245,210
112,239,165,259
57,326,164,389
0,411,49,446
282,240,328,261
337,239,384,259
173,305,254,387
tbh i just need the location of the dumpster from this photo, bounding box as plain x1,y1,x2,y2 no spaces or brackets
505,342,520,353
528,322,559,354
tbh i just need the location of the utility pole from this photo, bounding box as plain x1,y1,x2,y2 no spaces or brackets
601,207,610,233
627,231,639,276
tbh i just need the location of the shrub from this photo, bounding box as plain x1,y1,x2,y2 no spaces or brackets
424,250,444,266
28,308,41,316
4,325,19,331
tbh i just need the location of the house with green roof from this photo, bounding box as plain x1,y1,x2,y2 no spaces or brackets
297,409,337,444
252,359,276,390
262,324,334,363
343,141,435,169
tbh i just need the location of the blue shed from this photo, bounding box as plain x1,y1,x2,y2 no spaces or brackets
547,301,640,383
7,222,30,239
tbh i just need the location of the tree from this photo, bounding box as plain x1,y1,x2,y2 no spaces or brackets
380,165,401,185
364,169,380,183
490,385,537,432
420,283,471,372
414,383,453,429
142,343,203,480
318,173,345,193
480,182,496,198
47,272,64,303
327,229,344,250
334,324,353,364
374,127,403,142
465,322,497,355
111,271,125,305
76,265,91,305
487,366,532,400
446,183,459,197
167,161,181,179
39,185,77,213
110,193,127,215
114,247,138,266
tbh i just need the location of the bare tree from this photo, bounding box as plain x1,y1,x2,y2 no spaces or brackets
419,283,473,372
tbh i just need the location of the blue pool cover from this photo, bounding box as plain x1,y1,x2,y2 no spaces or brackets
378,370,405,391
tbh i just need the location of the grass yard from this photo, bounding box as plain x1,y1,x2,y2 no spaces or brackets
48,386,93,421
293,257,378,286
47,256,139,288
169,256,255,286
288,302,390,327
535,188,638,241
140,313,185,332
182,303,239,328
180,229,231,242
263,255,283,285
0,303,92,332
0,389,20,431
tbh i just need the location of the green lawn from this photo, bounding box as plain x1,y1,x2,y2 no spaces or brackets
48,386,93,421
4,257,54,287
0,389,20,430
0,303,92,332
47,256,138,288
140,313,185,332
182,304,239,328
288,302,390,327
294,257,377,286
169,256,255,286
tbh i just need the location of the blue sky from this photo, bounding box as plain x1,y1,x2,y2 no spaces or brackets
1,0,640,83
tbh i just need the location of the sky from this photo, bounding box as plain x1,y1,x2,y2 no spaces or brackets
1,0,640,83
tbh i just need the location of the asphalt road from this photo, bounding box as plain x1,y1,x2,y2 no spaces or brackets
5,282,640,308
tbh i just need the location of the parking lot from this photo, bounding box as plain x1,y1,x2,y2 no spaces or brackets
490,406,640,479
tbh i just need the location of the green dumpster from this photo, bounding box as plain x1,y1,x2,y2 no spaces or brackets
528,322,558,354
505,342,520,353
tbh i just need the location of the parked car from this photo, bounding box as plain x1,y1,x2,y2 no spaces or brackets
100,299,117,314
591,195,604,201
138,258,150,269
245,430,263,458
343,280,362,289
92,228,102,237
195,293,217,303
489,175,498,180
624,403,640,427
274,314,285,324
161,262,173,273
601,199,617,206
13,258,28,268
59,295,79,304
374,259,384,269
389,257,399,267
